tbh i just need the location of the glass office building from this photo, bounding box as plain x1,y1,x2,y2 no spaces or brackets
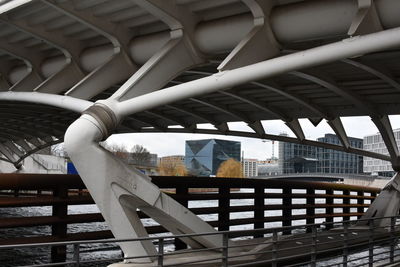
278,133,363,174
278,137,318,174
316,134,363,174
185,139,241,176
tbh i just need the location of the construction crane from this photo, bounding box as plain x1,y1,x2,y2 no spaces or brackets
262,140,276,160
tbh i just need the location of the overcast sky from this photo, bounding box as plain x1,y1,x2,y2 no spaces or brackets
106,116,400,160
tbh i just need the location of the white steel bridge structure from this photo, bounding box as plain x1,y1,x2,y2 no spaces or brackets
1,0,400,264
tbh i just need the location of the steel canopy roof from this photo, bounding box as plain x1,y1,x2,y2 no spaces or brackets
0,0,399,167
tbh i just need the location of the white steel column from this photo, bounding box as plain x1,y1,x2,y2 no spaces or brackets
56,26,400,261
64,111,225,263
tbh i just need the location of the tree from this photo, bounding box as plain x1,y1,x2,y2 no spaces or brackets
216,158,243,178
101,143,152,166
101,142,129,159
130,144,151,166
159,160,188,176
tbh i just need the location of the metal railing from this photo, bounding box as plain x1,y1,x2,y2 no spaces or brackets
1,215,400,267
0,174,381,263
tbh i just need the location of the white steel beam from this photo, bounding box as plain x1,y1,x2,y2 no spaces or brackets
0,14,85,90
371,115,400,168
219,90,290,121
65,52,135,100
292,71,400,163
190,97,265,136
285,119,305,141
144,110,195,131
348,0,383,36
8,71,42,92
0,143,18,165
64,114,226,262
130,115,167,132
34,62,84,94
167,104,229,133
184,70,292,121
0,41,44,91
341,58,400,92
327,117,350,149
218,0,279,70
0,91,93,113
41,0,137,100
0,73,10,90
111,0,205,101
4,141,24,157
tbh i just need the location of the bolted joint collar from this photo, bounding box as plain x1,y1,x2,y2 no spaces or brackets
82,103,118,139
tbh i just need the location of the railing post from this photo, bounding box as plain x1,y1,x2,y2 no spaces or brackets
357,191,364,219
368,219,374,267
272,229,278,267
343,221,348,267
51,186,68,263
343,190,350,222
158,237,164,267
174,185,188,250
306,188,315,233
325,189,334,230
311,225,317,267
73,243,80,267
390,216,396,263
282,187,291,235
254,186,264,238
219,186,230,231
222,232,229,267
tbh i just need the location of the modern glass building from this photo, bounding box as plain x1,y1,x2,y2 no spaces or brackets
278,133,363,174
316,134,363,174
278,135,318,174
185,139,241,176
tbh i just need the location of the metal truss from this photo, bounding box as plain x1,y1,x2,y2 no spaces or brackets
0,0,400,262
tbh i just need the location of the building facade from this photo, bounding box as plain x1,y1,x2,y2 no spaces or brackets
316,134,363,174
278,133,318,174
242,158,258,177
363,130,400,177
185,139,241,176
159,155,185,166
278,133,363,174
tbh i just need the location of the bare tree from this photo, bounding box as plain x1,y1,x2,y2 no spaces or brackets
101,142,128,152
130,144,151,166
100,142,152,166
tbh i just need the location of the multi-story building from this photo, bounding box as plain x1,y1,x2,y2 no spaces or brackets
242,158,258,177
278,133,363,174
278,133,318,174
159,155,185,166
363,129,400,177
316,134,363,174
185,139,241,176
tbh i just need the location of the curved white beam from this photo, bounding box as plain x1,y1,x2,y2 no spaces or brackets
115,26,400,118
0,92,93,113
341,58,400,92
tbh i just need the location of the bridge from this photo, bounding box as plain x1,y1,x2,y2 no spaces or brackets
0,0,400,265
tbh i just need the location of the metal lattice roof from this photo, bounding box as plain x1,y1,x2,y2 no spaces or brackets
0,0,400,167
